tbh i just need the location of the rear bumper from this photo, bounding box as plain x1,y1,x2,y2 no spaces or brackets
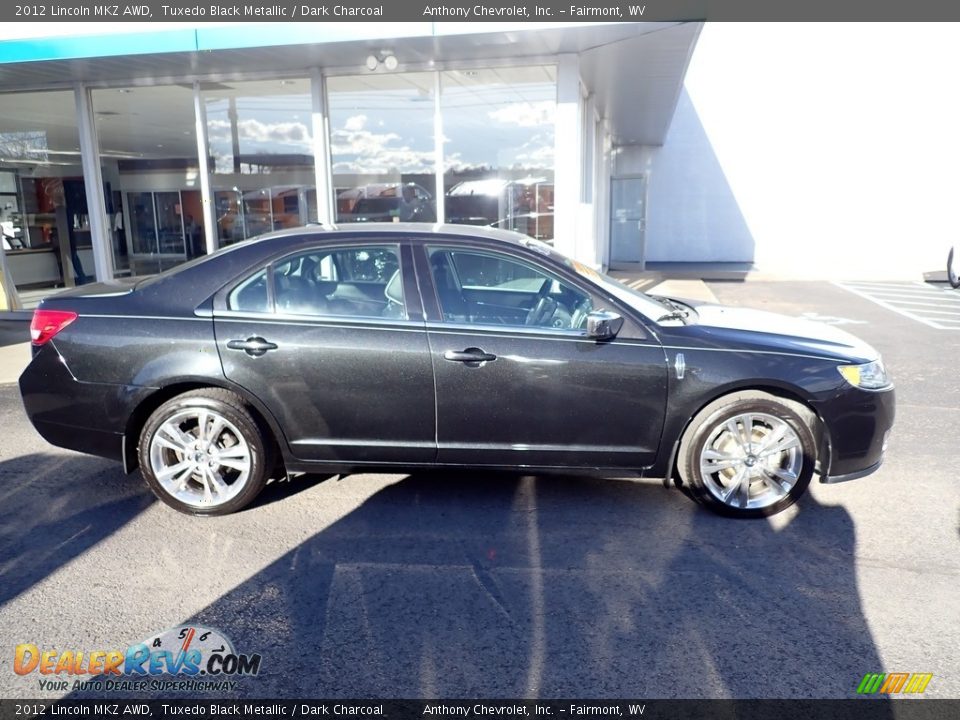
19,343,154,463
815,384,895,483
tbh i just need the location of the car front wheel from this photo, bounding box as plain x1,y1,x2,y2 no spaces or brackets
138,389,270,516
678,391,818,518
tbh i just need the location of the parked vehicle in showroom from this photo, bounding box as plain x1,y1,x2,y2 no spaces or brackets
20,224,894,518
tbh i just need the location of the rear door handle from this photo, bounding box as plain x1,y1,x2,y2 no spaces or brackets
227,337,278,357
443,348,496,364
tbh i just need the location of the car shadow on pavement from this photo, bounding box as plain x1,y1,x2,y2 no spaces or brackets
0,453,154,609
248,473,338,509
134,470,892,701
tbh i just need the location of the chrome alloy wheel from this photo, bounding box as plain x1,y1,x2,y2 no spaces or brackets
148,408,252,508
698,412,803,510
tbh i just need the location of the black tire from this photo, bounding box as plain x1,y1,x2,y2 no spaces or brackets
948,247,960,289
138,388,270,516
677,391,818,518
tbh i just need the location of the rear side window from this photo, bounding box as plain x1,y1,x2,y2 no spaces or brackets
228,269,269,313
227,245,405,320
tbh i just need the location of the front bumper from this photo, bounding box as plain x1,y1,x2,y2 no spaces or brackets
815,383,895,483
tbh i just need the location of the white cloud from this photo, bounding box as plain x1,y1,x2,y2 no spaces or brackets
488,101,555,128
207,118,312,148
331,127,434,174
344,115,367,132
513,144,555,167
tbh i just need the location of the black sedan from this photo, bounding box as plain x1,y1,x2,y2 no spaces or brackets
19,225,895,518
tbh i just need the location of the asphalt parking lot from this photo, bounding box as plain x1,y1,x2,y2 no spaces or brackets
0,280,957,700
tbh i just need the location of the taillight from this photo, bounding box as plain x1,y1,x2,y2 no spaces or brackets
30,309,78,346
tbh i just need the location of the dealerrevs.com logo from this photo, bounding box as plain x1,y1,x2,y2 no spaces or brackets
14,625,261,693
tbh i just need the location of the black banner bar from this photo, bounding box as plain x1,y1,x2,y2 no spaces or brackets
2,700,960,720
6,0,960,23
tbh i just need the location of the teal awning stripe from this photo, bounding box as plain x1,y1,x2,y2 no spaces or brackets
0,23,436,65
0,30,200,63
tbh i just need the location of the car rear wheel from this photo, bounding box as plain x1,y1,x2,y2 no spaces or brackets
138,389,270,516
677,391,817,518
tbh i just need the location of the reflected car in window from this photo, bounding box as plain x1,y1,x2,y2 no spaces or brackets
337,183,435,223
19,225,894,518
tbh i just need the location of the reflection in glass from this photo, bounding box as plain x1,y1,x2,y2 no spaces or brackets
155,192,184,254
93,84,200,276
128,192,157,255
0,90,88,287
215,190,244,245
204,79,315,242
441,67,556,241
328,73,436,224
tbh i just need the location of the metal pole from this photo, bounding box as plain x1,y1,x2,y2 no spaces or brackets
74,83,115,281
311,69,335,225
194,81,218,256
433,71,445,224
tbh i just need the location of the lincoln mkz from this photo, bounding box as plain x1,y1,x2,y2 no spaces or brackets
19,225,895,517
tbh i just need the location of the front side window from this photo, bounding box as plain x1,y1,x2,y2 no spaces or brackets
228,245,405,319
427,247,591,330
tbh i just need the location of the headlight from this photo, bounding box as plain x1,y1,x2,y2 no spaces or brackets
837,359,891,390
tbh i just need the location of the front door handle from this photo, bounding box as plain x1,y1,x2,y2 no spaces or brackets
227,337,278,357
443,348,496,364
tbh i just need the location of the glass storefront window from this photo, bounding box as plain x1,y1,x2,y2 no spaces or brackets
441,66,556,241
93,84,201,276
204,79,315,244
327,73,436,224
0,90,90,288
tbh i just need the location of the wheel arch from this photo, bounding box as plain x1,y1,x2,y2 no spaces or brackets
661,383,829,488
122,378,289,476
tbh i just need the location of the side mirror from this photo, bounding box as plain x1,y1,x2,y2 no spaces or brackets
585,310,624,340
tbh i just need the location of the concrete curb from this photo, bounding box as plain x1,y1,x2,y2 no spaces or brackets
0,343,29,385
0,319,30,385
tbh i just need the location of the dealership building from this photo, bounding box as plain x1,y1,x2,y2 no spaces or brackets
1,21,958,303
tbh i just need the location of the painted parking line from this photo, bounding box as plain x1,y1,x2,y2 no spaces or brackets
835,281,960,329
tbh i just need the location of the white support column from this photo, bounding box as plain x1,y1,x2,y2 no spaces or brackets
74,84,114,281
312,69,335,226
595,117,612,270
553,54,583,260
193,82,218,256
433,71,445,224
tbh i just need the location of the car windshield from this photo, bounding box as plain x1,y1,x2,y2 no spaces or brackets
519,238,677,322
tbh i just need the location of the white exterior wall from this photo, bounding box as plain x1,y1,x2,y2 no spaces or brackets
646,23,960,279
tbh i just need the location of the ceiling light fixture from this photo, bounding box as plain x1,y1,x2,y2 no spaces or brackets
365,52,398,72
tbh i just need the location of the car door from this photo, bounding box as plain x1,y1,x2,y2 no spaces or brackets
418,242,668,469
213,241,436,464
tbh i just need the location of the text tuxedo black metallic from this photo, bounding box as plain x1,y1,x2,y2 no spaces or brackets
19,225,894,517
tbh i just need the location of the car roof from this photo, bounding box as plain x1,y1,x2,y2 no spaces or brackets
256,222,537,248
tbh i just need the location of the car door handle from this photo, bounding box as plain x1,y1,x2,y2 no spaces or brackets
443,348,496,363
227,337,278,357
